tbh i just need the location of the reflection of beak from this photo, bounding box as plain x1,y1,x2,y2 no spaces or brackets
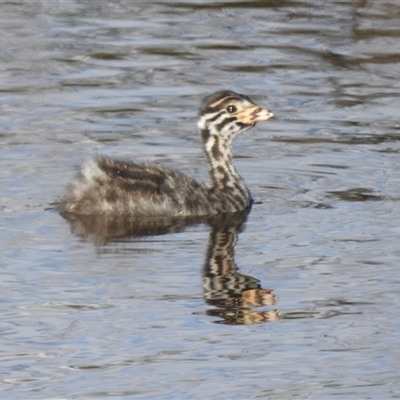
237,105,274,125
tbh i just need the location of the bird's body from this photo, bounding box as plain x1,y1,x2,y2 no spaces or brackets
59,90,273,218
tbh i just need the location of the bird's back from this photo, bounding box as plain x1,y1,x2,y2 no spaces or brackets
59,157,215,217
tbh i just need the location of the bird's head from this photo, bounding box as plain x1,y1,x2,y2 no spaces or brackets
197,90,273,143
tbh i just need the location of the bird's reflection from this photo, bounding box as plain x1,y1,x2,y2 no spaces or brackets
61,209,278,325
202,211,278,325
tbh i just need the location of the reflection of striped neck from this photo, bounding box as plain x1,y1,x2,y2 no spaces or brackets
203,216,262,308
198,114,251,208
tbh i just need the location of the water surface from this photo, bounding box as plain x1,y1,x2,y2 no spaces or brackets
1,1,400,398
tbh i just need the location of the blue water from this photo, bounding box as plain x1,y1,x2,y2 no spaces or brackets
1,1,400,398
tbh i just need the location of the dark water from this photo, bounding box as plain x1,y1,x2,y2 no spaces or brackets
2,1,400,398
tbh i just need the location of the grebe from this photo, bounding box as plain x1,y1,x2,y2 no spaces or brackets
59,90,273,217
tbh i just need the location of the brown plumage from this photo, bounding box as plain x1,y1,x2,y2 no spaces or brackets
59,90,273,217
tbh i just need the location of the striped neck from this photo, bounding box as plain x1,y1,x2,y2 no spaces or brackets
198,122,251,207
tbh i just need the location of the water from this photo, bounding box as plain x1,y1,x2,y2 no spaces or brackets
1,1,400,398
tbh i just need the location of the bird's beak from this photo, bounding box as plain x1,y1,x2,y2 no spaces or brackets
237,105,274,125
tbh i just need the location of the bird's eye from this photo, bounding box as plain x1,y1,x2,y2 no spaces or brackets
226,105,237,114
